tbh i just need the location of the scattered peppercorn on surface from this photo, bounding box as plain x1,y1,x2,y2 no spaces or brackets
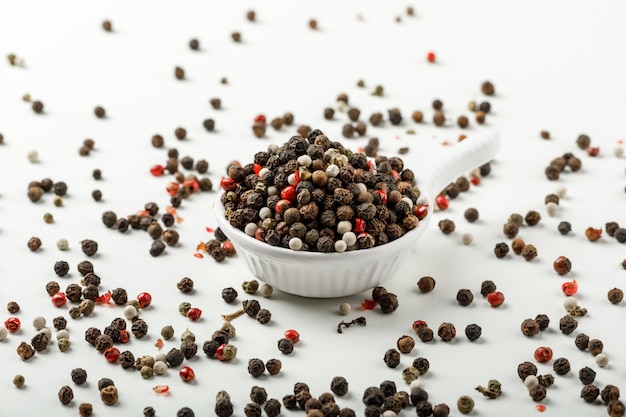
1,1,626,416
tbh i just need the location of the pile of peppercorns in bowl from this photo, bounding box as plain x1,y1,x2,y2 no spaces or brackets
214,129,500,298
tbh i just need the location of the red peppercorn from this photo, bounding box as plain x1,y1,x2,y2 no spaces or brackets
376,190,388,205
365,160,375,172
412,320,428,332
51,292,67,307
586,146,600,156
354,218,366,234
361,299,377,310
4,317,20,332
150,164,165,176
137,292,152,308
253,114,266,124
184,178,200,193
487,291,505,307
284,329,300,344
216,343,227,361
166,182,180,196
561,280,578,296
254,228,264,242
179,366,196,382
293,169,300,184
222,240,236,256
95,290,112,305
435,195,449,210
220,177,237,192
187,307,202,321
413,204,429,220
280,185,297,203
553,256,572,275
585,227,602,241
275,199,291,214
470,176,481,186
119,330,130,343
103,347,120,363
253,163,262,175
427,51,436,63
155,338,164,350
153,385,170,394
533,346,553,363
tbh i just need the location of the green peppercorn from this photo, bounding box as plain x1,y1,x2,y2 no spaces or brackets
13,374,25,388
456,396,474,414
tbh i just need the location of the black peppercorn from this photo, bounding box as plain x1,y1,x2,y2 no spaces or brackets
264,398,281,417
525,210,541,226
601,385,621,405
330,376,349,396
54,260,70,277
465,323,482,341
71,368,88,385
221,287,238,303
245,403,262,417
417,326,434,342
557,221,572,235
7,301,20,313
131,318,148,338
80,239,98,256
278,337,294,354
575,333,590,350
383,348,401,368
503,222,519,238
437,322,456,341
31,332,49,351
553,357,571,375
58,385,74,405
266,358,282,375
177,407,195,417
559,315,578,335
189,38,200,50
110,288,127,305
579,366,597,385
362,386,385,407
248,358,266,377
144,406,156,417
28,236,42,251
32,100,44,114
480,280,496,296
53,316,67,330
378,292,399,313
518,361,538,380
177,277,194,293
150,240,166,256
166,347,184,367
456,289,473,306
119,350,135,369
493,242,509,258
588,338,604,355
581,384,600,403
529,384,546,402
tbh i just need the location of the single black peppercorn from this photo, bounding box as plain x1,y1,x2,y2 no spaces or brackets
54,260,70,277
78,403,93,417
166,347,184,367
608,400,626,417
189,38,200,50
579,366,597,385
529,384,546,402
601,385,621,405
553,357,571,375
363,386,385,407
397,335,415,353
559,315,578,335
575,333,590,350
331,376,349,396
410,388,429,406
525,210,541,226
150,240,166,256
31,332,50,351
177,277,194,293
558,221,572,235
378,292,399,313
493,242,509,258
264,398,281,417
518,361,538,380
581,384,600,403
58,385,74,405
412,357,430,375
71,368,88,385
438,322,456,341
278,337,294,354
119,350,135,369
588,338,604,355
438,219,455,234
248,358,266,377
503,222,519,238
465,324,482,341
417,326,434,342
383,348,401,369
480,280,496,296
245,403,262,417
111,288,128,305
144,406,156,417
266,358,282,375
456,289,473,306
131,318,148,338
81,239,98,256
177,407,195,417
28,236,42,251
7,301,20,313
53,316,67,330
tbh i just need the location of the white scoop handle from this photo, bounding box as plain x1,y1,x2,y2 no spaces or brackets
411,130,502,196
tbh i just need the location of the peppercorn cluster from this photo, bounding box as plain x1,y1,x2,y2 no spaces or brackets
220,130,425,252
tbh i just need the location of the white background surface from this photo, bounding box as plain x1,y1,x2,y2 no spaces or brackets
1,1,626,416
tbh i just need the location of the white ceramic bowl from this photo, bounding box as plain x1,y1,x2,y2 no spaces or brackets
214,131,501,298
